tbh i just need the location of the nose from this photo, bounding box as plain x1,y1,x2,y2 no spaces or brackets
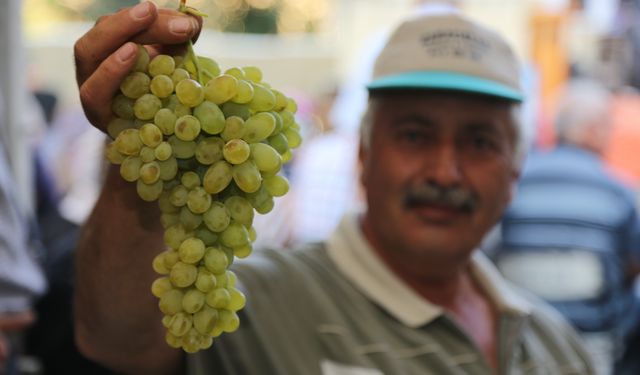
426,142,462,186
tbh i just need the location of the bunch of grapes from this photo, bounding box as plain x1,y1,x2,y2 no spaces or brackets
104,39,302,352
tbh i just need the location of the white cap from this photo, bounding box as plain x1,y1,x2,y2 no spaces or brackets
367,10,523,102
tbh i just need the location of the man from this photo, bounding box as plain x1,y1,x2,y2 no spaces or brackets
494,78,640,375
73,2,594,374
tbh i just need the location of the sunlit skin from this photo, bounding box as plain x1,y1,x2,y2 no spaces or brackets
360,90,520,284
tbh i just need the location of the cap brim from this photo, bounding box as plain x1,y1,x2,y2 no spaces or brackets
367,71,523,102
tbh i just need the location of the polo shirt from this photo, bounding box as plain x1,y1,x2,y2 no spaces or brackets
188,213,594,374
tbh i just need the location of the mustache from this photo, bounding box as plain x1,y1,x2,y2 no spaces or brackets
404,183,477,212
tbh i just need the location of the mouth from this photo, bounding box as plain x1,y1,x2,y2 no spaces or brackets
405,200,471,223
403,184,476,223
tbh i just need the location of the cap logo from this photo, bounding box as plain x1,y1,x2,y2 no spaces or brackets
421,30,491,61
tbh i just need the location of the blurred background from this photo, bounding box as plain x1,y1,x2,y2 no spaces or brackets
2,0,640,374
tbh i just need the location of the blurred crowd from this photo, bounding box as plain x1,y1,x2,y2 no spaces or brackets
3,0,640,374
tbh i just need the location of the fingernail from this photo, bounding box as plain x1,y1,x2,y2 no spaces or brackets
130,1,151,20
116,43,137,63
169,17,192,35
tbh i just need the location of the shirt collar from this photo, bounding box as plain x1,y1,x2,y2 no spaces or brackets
326,213,531,328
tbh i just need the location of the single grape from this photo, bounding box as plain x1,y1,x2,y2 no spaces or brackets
112,94,135,120
223,139,250,165
176,79,205,107
204,74,238,105
120,72,150,99
134,93,162,120
148,54,175,77
150,74,175,98
174,115,201,141
194,101,225,135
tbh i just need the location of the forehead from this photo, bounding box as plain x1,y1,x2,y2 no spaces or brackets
370,90,515,123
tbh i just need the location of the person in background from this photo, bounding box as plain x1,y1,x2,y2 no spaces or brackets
494,78,640,375
0,125,47,374
72,2,594,374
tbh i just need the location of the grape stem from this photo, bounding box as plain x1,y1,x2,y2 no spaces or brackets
178,0,208,84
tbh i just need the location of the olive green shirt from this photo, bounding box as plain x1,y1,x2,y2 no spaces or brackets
188,214,594,375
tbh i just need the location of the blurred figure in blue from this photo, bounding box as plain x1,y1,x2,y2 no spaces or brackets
494,78,640,375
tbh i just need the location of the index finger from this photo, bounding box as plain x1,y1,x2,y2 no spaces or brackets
74,1,159,87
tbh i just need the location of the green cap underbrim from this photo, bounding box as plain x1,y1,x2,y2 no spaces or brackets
367,71,523,102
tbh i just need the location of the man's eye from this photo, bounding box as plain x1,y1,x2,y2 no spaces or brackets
398,129,426,143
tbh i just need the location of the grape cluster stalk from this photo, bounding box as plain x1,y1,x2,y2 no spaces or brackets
104,15,302,352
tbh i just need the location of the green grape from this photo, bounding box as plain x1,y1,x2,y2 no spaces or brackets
221,102,251,120
120,71,150,99
174,115,201,141
134,93,162,120
243,112,276,143
255,196,275,214
195,267,217,293
120,156,142,182
222,247,234,268
203,160,233,194
154,141,173,161
168,312,192,337
204,74,238,105
137,179,163,201
187,187,212,214
221,116,246,142
168,136,197,159
171,68,191,85
233,244,252,259
246,185,272,210
224,196,254,227
228,287,246,311
195,227,218,246
268,132,289,155
214,271,229,289
170,261,198,287
178,237,206,264
115,128,143,156
250,143,281,173
224,67,245,80
269,111,284,136
248,227,257,243
133,45,150,73
148,54,175,77
230,80,254,104
107,118,136,140
163,250,180,269
205,288,230,309
159,289,184,315
176,79,205,107
164,224,191,250
139,146,156,163
202,201,230,232
159,191,180,214
182,328,210,353
151,277,173,298
105,142,126,165
165,332,182,349
263,174,290,197
218,309,240,333
161,213,180,229
281,149,293,163
164,94,192,117
272,89,288,111
139,161,161,184
154,108,177,135
179,206,203,231
194,101,226,135
139,123,163,147
112,94,135,120
182,289,206,314
204,246,229,274
248,83,276,112
158,157,178,181
220,222,250,248
150,74,175,98
195,137,224,165
193,305,218,335
197,56,221,83
242,66,262,83
285,97,298,113
283,128,302,149
279,110,295,130
223,139,250,165
232,161,262,193
181,171,201,189
162,315,173,329
153,252,171,274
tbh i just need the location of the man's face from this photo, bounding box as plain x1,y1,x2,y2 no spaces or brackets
360,91,520,267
